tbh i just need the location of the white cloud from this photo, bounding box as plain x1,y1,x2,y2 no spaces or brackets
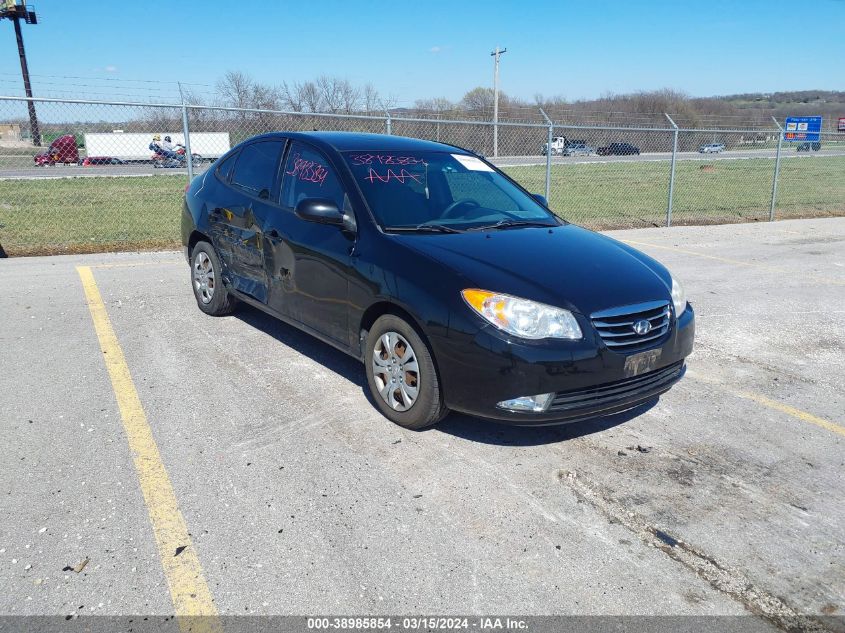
429,46,442,54
104,65,118,73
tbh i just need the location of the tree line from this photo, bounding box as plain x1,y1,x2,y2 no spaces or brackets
209,72,844,131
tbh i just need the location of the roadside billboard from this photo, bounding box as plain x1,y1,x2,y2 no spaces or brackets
784,116,822,142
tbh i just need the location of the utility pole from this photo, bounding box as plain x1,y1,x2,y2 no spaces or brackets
490,46,507,157
1,1,40,145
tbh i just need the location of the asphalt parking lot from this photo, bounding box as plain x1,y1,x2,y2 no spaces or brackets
1,218,843,629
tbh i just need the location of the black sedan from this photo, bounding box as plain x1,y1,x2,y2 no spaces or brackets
596,142,641,156
181,132,694,429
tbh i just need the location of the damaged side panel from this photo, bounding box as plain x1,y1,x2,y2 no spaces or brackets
208,203,268,304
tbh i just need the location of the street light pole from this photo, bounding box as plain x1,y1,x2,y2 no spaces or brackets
2,1,40,146
490,46,507,158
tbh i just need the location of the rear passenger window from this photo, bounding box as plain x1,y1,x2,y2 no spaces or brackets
280,143,345,210
231,141,283,199
215,151,238,182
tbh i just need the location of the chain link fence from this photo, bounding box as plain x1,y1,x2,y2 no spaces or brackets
1,95,843,256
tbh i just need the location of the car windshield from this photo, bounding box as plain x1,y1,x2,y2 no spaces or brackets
342,151,559,231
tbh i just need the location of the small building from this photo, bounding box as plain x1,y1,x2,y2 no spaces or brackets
0,123,21,141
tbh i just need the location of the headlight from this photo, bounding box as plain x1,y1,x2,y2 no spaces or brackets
671,277,687,316
461,289,582,340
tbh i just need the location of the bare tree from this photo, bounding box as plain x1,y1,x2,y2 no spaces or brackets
338,79,361,114
251,83,280,111
362,83,380,113
300,81,322,113
280,81,305,112
316,76,344,113
461,87,497,112
216,71,254,109
380,92,400,111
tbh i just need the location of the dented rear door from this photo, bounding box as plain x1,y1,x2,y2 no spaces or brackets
207,140,285,304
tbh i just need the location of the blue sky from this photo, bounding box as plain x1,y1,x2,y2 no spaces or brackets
1,0,843,104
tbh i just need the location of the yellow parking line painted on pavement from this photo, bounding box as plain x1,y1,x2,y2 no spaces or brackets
621,239,759,267
76,266,222,633
621,239,845,285
738,391,845,438
686,369,845,438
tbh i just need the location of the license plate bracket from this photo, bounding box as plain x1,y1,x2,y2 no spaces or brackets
623,348,662,377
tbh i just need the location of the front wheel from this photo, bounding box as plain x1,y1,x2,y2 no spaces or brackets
365,314,448,429
190,241,237,316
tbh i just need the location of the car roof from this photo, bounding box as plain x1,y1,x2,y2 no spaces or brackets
243,131,471,154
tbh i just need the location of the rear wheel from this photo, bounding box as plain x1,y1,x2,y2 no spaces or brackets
190,241,236,316
365,314,448,429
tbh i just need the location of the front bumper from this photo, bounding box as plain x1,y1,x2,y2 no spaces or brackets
434,304,695,425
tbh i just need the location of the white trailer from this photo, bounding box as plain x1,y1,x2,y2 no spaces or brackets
83,132,231,161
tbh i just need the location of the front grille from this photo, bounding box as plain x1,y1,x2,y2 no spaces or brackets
548,361,684,412
591,300,672,352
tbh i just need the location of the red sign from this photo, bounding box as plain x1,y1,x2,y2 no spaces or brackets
839,117,845,132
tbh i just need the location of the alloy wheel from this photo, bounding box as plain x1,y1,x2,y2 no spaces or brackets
371,331,420,411
193,251,215,304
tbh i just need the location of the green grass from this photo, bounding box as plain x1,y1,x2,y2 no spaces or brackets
0,175,185,255
0,156,843,255
504,155,845,228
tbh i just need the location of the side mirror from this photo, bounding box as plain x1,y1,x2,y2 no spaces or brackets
294,198,344,226
532,193,548,207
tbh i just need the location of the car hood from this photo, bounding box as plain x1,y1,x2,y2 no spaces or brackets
394,224,672,316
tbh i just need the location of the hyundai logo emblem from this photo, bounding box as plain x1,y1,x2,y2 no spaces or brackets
632,319,652,335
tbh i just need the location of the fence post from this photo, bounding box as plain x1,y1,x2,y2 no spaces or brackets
178,82,194,182
181,103,194,182
539,108,553,202
769,116,783,222
383,106,392,135
665,113,679,227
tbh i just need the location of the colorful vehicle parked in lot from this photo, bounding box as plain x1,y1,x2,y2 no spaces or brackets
33,134,80,165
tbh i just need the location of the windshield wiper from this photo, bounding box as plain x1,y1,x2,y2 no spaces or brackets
468,219,556,231
386,223,463,234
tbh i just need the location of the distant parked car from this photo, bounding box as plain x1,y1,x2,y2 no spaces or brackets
562,143,595,157
33,134,80,166
542,137,589,156
81,156,125,166
699,143,725,154
597,142,641,156
796,142,821,152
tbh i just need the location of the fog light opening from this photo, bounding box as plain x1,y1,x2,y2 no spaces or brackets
496,393,555,413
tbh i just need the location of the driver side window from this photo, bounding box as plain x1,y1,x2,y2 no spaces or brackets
280,143,345,211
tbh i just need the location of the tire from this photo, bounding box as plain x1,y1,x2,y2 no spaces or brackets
365,314,448,429
190,241,237,316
